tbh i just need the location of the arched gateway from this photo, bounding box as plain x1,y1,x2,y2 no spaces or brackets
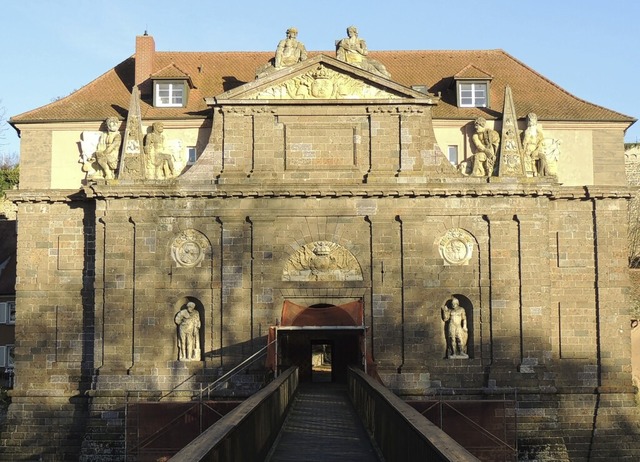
268,300,368,383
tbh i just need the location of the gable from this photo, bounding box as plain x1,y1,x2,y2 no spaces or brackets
210,55,436,103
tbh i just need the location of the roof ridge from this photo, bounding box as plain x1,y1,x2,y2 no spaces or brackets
497,49,637,122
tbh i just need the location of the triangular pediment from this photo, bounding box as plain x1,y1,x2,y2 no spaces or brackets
209,54,436,102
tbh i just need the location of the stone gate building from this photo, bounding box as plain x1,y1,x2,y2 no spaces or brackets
2,29,639,460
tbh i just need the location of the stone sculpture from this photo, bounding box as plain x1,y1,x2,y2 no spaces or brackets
522,113,550,176
251,65,400,100
441,296,469,359
144,122,175,179
175,302,201,361
118,87,147,179
336,26,391,79
282,241,363,281
256,27,307,79
438,228,474,266
471,117,500,177
170,229,209,268
498,86,526,176
93,117,122,179
275,27,307,69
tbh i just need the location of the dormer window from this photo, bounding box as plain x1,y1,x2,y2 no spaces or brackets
453,64,493,108
458,81,487,107
154,80,185,107
150,63,194,108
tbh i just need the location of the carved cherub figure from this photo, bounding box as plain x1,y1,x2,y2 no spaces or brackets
472,117,500,177
144,122,175,179
522,112,549,176
94,117,122,179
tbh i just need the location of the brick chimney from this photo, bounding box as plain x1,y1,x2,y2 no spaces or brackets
135,33,155,95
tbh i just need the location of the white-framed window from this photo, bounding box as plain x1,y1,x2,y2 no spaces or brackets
458,81,488,107
0,346,5,367
154,81,185,107
447,145,459,165
187,146,198,165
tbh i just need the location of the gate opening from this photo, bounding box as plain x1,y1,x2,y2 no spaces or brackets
311,341,332,382
267,300,368,383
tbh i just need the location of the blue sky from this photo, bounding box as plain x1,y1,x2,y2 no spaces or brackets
1,0,638,160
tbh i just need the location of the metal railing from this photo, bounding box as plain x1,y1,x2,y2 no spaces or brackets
125,339,276,460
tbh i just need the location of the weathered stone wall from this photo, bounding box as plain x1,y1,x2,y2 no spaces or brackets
0,198,94,460
17,130,53,189
2,101,639,461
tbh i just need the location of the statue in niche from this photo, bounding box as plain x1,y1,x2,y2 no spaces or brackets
275,27,307,69
175,302,201,361
84,117,121,179
336,26,391,79
144,122,175,179
471,117,500,177
441,296,469,359
522,113,550,177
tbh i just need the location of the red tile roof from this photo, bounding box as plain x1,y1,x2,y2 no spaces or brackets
453,64,493,80
11,49,635,126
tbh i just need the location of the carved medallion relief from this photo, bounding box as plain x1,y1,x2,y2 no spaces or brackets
170,229,210,268
437,228,475,266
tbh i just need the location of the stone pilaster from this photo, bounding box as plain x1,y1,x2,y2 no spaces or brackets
486,213,521,382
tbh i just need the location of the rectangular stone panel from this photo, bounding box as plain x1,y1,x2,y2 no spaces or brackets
284,124,357,170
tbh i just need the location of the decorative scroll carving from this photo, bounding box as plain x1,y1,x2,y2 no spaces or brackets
79,131,101,177
366,106,424,114
171,229,210,268
438,228,474,266
222,106,274,115
250,65,401,100
282,241,363,281
542,138,561,176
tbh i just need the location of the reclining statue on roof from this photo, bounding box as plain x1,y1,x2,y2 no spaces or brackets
336,26,391,79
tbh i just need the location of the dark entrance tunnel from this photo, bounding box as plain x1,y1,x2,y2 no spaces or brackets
278,330,361,383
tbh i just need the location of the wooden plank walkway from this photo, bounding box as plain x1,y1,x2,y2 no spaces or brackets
266,383,383,462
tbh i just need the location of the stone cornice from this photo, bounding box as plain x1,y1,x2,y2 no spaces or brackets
8,184,632,203
74,183,634,201
6,189,85,204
